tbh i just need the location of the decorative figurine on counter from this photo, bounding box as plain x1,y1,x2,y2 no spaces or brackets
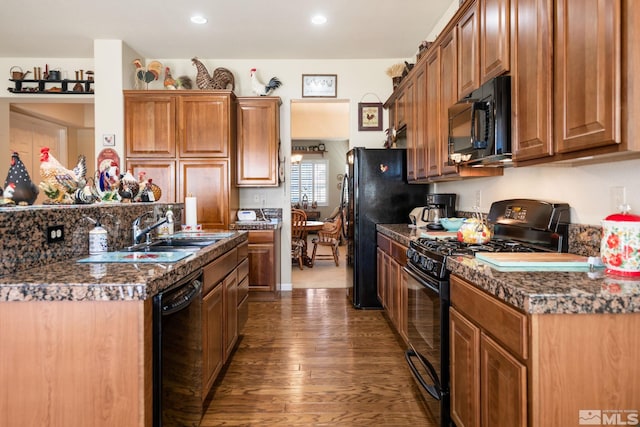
135,171,162,202
3,151,39,205
38,147,87,204
94,159,120,202
117,170,139,202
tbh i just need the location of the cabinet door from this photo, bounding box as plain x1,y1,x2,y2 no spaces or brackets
480,0,510,83
236,97,280,187
440,30,460,176
404,78,417,181
124,93,176,157
202,284,224,394
396,89,408,131
224,271,238,360
425,49,441,178
480,333,527,427
377,247,387,307
413,63,428,181
127,159,177,202
554,0,620,153
178,94,231,158
511,0,554,161
450,307,481,427
248,243,275,291
457,0,480,99
179,160,229,229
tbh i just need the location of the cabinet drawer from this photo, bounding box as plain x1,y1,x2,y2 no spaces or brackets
450,275,528,359
237,258,249,282
390,241,407,265
248,230,274,244
237,240,249,260
203,249,237,295
377,233,391,254
237,276,249,305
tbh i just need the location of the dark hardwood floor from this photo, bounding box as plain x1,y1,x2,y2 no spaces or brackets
200,288,436,426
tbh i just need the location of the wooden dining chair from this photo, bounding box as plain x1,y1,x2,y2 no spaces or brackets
311,216,342,267
291,209,308,270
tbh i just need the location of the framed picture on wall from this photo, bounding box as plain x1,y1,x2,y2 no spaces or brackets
302,74,337,98
358,102,383,131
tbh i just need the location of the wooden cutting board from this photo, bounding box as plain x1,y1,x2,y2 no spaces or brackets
475,252,590,268
420,231,458,239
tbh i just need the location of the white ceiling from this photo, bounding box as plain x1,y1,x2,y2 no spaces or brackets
0,0,453,60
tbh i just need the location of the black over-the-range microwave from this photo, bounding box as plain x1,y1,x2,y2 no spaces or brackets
448,75,511,166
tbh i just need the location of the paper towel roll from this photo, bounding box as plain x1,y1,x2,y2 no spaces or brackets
185,196,198,226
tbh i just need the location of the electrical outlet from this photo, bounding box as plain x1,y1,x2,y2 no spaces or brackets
47,225,64,243
610,186,627,212
260,193,267,206
475,190,482,209
253,194,260,203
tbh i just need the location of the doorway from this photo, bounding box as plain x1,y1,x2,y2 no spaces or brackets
8,103,95,205
290,99,350,289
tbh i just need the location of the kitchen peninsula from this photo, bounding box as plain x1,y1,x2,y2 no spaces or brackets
0,203,248,426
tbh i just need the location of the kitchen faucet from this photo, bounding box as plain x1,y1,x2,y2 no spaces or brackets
132,210,174,245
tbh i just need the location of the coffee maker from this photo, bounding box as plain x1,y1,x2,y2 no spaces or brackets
424,193,457,230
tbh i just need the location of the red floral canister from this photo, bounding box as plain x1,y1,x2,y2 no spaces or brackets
600,205,640,276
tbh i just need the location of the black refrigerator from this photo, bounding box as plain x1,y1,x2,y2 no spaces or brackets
343,148,430,309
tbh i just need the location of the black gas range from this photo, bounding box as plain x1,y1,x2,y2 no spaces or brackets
403,199,570,427
407,199,571,281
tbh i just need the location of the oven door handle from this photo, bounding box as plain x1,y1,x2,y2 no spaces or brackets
404,348,442,401
402,266,440,295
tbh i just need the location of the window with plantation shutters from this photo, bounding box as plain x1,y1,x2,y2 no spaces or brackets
290,159,328,206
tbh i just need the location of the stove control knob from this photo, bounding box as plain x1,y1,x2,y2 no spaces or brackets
413,253,421,264
426,259,434,271
407,248,415,259
420,257,429,269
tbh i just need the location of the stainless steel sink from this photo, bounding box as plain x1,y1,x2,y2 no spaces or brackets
121,238,220,252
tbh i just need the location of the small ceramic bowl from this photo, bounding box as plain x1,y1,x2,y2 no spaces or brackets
440,217,465,232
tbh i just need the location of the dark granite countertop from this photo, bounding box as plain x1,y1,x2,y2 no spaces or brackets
376,224,640,315
0,231,248,302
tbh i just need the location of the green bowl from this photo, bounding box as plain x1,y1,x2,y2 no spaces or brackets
440,217,465,232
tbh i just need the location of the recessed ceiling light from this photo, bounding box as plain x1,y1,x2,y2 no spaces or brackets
190,15,208,24
311,14,327,25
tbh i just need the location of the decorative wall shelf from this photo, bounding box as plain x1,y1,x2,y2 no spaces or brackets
7,79,94,95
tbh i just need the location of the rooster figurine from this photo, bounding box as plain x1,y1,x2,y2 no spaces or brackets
191,57,235,90
163,67,194,90
250,68,282,96
133,59,163,89
117,170,140,203
39,147,86,204
4,151,39,205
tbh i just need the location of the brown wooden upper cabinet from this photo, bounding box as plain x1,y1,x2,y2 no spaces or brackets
510,0,554,162
124,90,238,229
457,0,481,99
480,0,510,83
236,97,281,187
554,0,620,154
125,91,233,158
125,93,176,158
178,95,232,158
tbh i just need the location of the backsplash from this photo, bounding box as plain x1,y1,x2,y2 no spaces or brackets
456,210,601,257
0,202,179,277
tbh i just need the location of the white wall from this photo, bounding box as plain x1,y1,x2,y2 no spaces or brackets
435,157,640,225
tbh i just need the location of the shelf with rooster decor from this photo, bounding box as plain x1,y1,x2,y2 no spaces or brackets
7,79,94,94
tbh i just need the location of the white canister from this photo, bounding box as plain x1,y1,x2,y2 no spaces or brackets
89,222,108,254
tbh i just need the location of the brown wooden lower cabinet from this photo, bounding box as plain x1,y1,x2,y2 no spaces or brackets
247,229,281,300
450,274,640,427
376,233,408,343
